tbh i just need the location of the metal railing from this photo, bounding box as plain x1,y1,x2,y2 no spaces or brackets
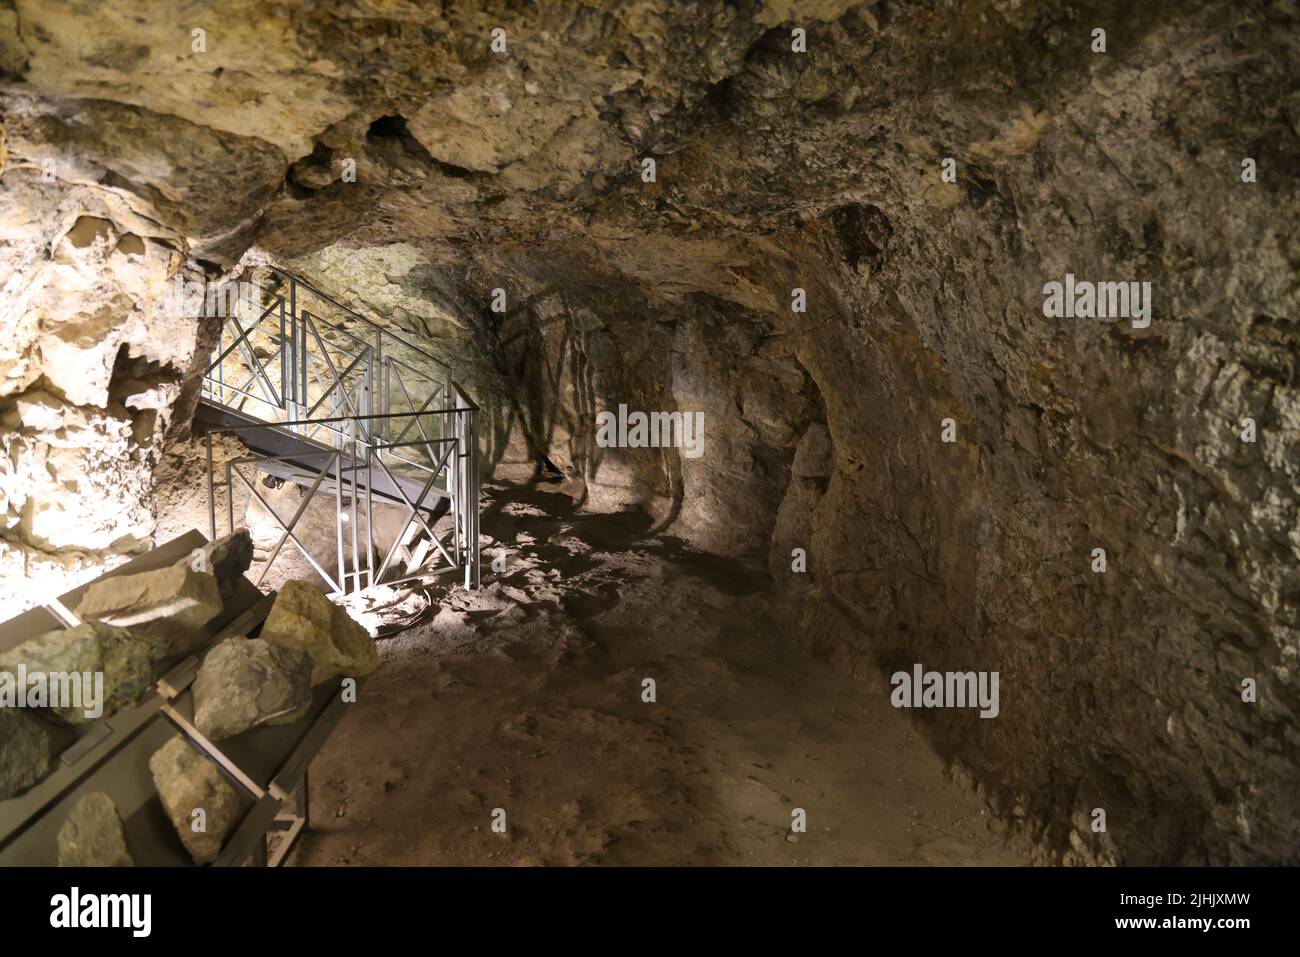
198,267,480,594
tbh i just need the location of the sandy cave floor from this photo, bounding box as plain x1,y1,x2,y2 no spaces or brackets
290,481,1023,866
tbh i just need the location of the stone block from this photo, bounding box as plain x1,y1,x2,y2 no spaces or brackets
0,621,158,724
57,792,134,866
76,563,222,657
258,580,377,686
0,709,53,799
193,636,313,740
149,736,241,865
174,529,253,603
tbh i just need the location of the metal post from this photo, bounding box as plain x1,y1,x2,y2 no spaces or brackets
468,405,480,589
288,279,297,416
348,435,360,592
206,432,216,540
365,440,375,589
338,447,348,595
279,296,286,403
450,409,460,566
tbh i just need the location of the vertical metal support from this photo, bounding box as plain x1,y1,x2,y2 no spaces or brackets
338,444,348,595
206,432,216,540
365,440,375,590
374,330,384,444
288,279,298,416
301,313,309,425
450,415,460,566
348,434,360,592
226,461,235,536
278,295,286,403
468,404,480,589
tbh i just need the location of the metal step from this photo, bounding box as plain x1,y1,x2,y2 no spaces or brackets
196,400,448,518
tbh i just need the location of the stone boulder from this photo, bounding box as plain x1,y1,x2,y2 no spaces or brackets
56,792,134,866
0,621,158,724
76,563,223,657
192,636,313,740
174,530,253,603
0,709,53,799
258,580,377,686
148,736,241,865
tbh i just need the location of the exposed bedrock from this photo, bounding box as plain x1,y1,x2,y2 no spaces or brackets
0,0,1295,863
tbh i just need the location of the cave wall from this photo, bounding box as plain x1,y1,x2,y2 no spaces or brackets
1,0,1295,863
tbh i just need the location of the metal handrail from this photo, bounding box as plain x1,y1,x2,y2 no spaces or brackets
263,266,452,371
198,269,480,594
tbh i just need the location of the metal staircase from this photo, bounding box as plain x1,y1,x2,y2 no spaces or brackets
196,266,480,595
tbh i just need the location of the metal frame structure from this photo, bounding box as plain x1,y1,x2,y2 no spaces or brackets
0,531,347,868
199,267,480,593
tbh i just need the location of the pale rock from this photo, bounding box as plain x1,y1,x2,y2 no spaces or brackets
258,580,377,686
56,792,134,866
174,529,253,603
148,736,241,865
192,636,313,740
76,563,223,657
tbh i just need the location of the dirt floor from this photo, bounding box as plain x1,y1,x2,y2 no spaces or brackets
291,481,1023,866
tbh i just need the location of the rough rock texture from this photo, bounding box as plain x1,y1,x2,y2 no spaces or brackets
76,563,223,657
2,1,1297,864
0,707,52,799
259,581,378,686
174,530,254,604
148,735,241,865
192,636,313,740
56,792,134,867
0,621,159,723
